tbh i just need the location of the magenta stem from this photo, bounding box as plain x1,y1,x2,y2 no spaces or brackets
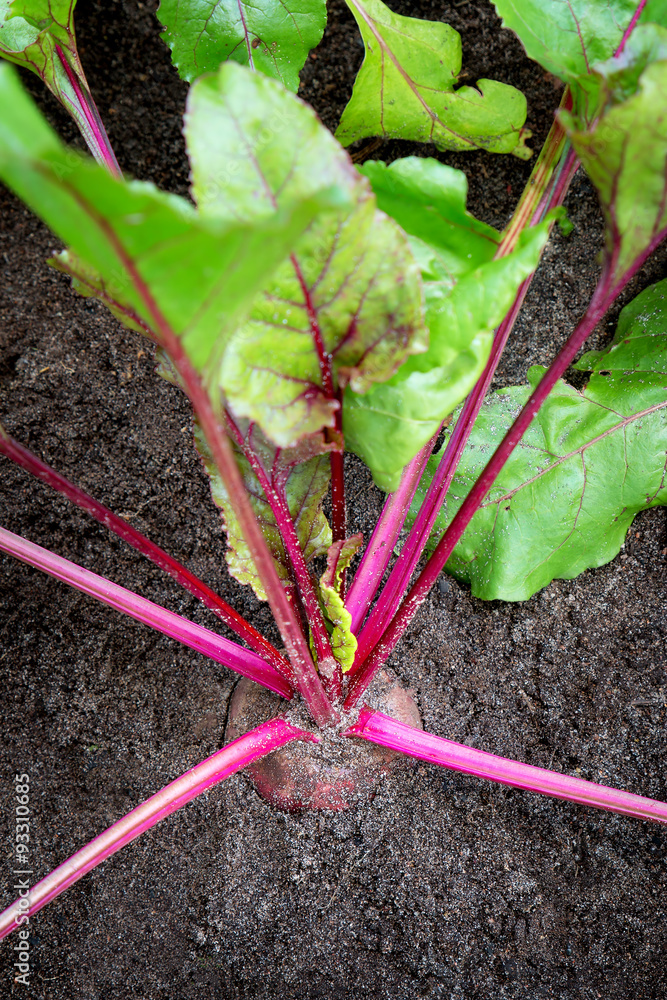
0,526,292,699
345,281,609,707
54,45,121,178
345,238,659,710
617,0,649,55
269,485,342,702
346,434,436,635
226,418,341,703
71,193,336,726
541,145,579,219
350,276,534,673
290,254,344,552
350,40,643,686
345,709,667,824
0,431,292,680
350,138,580,678
0,719,316,940
158,325,337,729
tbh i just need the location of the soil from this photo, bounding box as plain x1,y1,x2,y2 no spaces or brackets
0,1,666,998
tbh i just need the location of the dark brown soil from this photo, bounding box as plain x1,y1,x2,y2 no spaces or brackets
1,2,666,997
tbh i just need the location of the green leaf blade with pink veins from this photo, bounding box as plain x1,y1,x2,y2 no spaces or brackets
335,0,530,158
491,0,638,84
491,0,659,123
411,278,667,601
0,62,338,378
185,62,426,449
0,0,119,171
157,0,327,92
0,1,76,67
559,25,667,287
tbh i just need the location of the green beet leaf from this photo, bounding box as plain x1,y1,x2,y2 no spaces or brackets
318,534,363,673
50,251,149,336
0,63,338,379
492,0,667,122
413,278,667,601
0,1,119,173
358,158,501,290
185,63,426,449
185,61,359,224
342,157,551,492
490,0,636,90
336,0,530,158
157,0,327,92
588,24,667,103
575,278,667,375
195,421,334,601
0,0,106,158
559,25,667,288
641,0,667,26
0,1,77,71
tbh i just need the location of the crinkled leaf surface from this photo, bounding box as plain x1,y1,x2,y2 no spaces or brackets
196,421,334,600
157,0,326,91
0,63,335,378
318,534,363,672
342,157,551,491
336,0,530,157
560,29,667,287
186,63,426,448
413,278,667,601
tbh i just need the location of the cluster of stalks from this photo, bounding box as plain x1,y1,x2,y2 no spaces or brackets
1,2,666,943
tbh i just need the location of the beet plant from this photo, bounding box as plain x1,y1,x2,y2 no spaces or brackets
0,0,666,959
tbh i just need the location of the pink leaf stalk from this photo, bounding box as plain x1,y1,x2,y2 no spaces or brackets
55,45,122,178
182,412,335,722
290,256,345,552
350,303,523,670
617,0,649,55
0,430,291,679
0,720,316,941
345,709,667,825
345,224,667,710
0,526,292,698
346,434,436,635
271,491,342,701
71,193,336,726
224,416,341,702
350,135,580,677
346,7,646,691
